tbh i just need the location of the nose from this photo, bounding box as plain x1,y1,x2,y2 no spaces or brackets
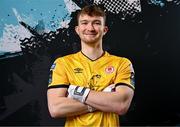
87,23,95,31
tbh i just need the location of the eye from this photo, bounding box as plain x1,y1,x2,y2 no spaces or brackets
81,22,88,25
94,21,101,25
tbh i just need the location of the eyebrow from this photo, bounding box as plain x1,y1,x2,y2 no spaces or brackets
79,19,102,23
79,20,88,23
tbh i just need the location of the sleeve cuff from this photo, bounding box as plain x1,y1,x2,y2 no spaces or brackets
48,84,69,89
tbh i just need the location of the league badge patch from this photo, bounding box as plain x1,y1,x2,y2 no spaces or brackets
50,63,56,70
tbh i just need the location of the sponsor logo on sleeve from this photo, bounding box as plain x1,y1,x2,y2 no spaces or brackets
50,63,56,70
48,70,53,84
130,72,135,86
130,64,134,73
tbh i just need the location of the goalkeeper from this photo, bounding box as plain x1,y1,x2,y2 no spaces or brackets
47,4,135,127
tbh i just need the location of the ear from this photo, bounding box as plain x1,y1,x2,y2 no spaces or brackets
103,26,108,35
75,26,79,35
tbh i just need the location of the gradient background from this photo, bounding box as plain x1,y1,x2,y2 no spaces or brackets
0,0,180,126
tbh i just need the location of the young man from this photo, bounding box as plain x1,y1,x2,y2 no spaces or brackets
47,5,135,127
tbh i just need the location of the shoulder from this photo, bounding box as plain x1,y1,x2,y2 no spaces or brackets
54,52,79,63
107,52,132,64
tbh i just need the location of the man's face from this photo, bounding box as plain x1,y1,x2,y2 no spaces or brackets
75,14,108,44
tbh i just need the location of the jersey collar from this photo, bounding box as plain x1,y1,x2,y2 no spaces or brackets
79,51,109,62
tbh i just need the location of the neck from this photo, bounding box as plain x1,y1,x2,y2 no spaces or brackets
81,41,104,60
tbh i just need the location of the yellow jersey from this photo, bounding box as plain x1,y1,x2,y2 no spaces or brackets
48,51,135,127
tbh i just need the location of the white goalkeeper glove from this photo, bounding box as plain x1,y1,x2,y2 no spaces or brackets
68,85,90,103
103,84,115,92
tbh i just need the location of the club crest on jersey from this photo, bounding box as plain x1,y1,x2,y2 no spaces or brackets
74,68,83,73
105,66,114,74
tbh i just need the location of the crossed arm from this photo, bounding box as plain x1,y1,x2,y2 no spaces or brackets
47,85,134,118
47,88,89,118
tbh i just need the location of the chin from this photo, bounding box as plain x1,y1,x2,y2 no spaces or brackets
83,38,100,44
84,40,97,44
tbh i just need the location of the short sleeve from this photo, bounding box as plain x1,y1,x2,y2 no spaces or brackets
48,58,69,89
114,58,135,90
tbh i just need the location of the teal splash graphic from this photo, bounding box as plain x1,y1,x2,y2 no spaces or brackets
0,0,80,55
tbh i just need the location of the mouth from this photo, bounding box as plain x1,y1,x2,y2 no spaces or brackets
84,33,97,36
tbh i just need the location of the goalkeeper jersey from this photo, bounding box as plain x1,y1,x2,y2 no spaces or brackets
48,51,135,127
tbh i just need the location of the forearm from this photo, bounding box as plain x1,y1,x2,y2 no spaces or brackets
85,87,133,115
49,97,89,117
47,88,89,118
85,91,121,113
